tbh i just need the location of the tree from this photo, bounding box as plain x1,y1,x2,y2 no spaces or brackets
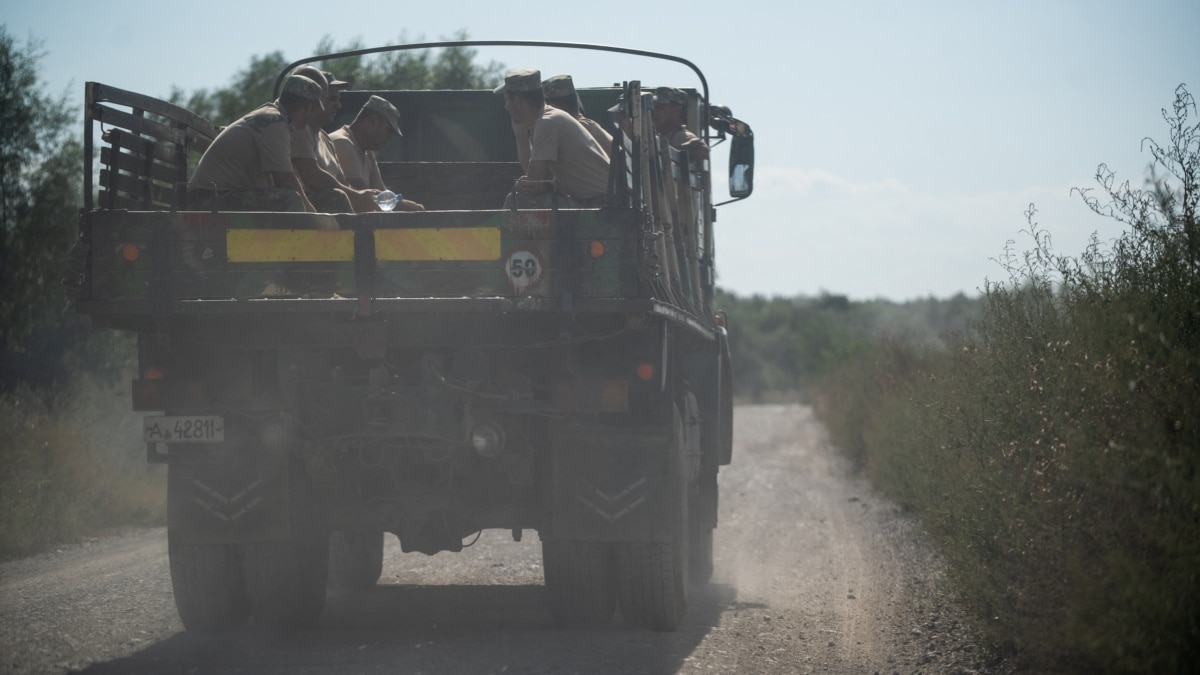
171,31,505,127
0,27,82,350
314,30,504,92
170,51,291,126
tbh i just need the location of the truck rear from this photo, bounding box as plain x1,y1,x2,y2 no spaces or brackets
73,41,754,631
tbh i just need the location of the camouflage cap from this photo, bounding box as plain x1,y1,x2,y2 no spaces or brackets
282,74,325,110
323,71,350,89
363,95,403,138
493,69,542,95
542,74,576,99
653,87,688,105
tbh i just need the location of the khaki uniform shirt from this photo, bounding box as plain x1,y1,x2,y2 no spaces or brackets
512,120,532,172
529,106,610,201
316,130,345,183
515,116,612,168
328,125,385,190
580,117,613,157
190,102,293,190
291,126,347,188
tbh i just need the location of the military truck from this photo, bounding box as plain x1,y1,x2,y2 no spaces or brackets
73,41,754,632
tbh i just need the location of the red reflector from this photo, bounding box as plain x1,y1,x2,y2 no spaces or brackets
121,243,141,262
636,363,655,381
589,241,606,258
144,367,165,380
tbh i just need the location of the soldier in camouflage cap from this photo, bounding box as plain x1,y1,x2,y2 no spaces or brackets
188,74,324,212
498,68,610,209
281,74,326,109
329,95,423,211
494,69,542,95
652,85,709,160
363,95,404,140
541,74,576,99
289,67,382,213
499,70,546,171
653,86,688,105
541,74,612,156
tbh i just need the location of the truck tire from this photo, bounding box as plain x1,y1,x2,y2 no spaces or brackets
328,530,385,591
719,345,734,465
168,532,248,632
242,533,329,628
542,539,617,627
617,405,689,631
242,456,329,627
689,467,717,586
616,535,688,631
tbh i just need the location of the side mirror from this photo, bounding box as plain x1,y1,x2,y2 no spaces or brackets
728,127,754,199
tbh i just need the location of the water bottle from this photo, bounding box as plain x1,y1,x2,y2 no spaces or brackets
374,190,401,211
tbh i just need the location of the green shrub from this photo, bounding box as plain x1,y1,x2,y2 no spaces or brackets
816,85,1200,673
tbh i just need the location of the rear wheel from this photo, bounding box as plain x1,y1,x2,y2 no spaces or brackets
168,532,248,633
242,533,329,627
617,405,689,631
616,535,688,631
328,530,385,591
542,539,618,628
689,467,718,586
242,459,330,627
688,521,715,587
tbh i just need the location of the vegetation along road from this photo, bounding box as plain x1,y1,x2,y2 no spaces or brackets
1,405,1008,674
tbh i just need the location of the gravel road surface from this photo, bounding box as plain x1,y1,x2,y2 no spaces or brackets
1,404,1007,674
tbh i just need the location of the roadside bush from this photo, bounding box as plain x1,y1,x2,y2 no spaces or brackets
0,370,165,560
816,85,1199,672
718,290,980,402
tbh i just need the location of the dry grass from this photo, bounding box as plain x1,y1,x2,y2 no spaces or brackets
0,374,165,559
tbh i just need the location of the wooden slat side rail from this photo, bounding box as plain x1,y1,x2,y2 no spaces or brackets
94,105,191,147
88,81,218,211
99,169,176,208
89,82,218,139
101,143,185,186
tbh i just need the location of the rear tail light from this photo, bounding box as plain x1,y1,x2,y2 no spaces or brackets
635,362,655,381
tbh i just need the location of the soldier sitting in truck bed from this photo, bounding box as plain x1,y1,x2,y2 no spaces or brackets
289,66,380,213
187,74,323,212
329,96,424,212
497,69,610,209
543,74,612,157
652,86,709,160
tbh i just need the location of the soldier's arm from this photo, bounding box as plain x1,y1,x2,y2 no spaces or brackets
516,160,553,196
512,120,531,172
331,138,370,190
293,157,378,211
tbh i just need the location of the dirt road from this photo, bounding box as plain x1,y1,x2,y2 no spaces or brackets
1,405,1003,674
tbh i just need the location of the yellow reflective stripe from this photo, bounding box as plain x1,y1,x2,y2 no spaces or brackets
226,229,354,262
375,227,500,261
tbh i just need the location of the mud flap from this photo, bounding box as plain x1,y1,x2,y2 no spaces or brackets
167,450,291,546
549,413,678,543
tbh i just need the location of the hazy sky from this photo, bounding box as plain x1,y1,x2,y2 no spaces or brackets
6,0,1198,300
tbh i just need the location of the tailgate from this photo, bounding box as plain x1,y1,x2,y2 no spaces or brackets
82,208,639,307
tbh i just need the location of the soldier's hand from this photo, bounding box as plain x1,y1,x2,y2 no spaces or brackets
681,138,710,160
347,189,381,213
398,199,425,212
515,177,547,197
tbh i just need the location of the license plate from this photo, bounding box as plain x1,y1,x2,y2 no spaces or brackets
144,415,225,443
